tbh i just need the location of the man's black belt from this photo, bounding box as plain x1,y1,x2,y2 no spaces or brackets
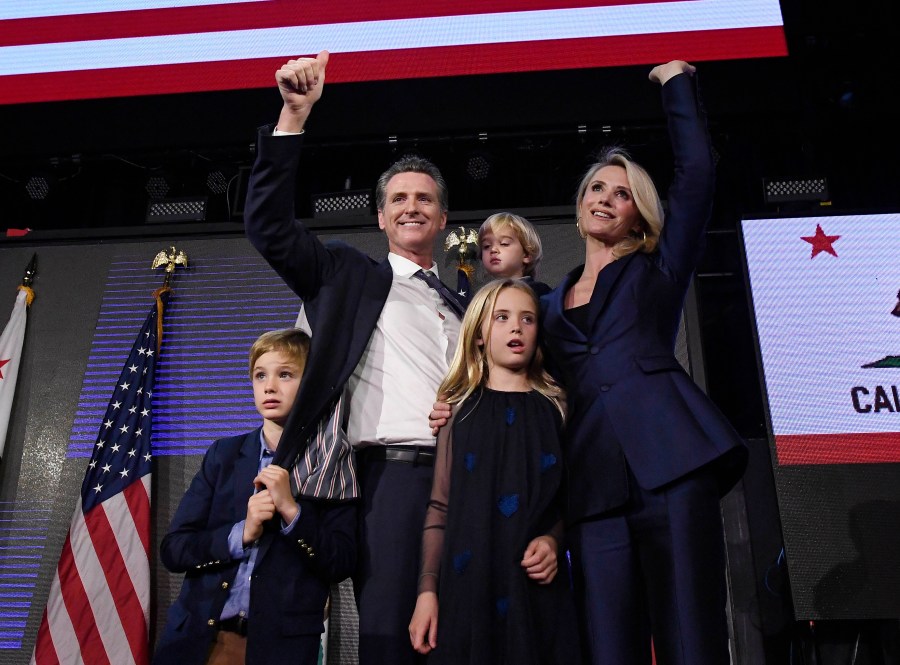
360,445,435,467
219,615,249,636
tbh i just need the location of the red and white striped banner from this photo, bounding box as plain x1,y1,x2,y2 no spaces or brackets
0,0,786,104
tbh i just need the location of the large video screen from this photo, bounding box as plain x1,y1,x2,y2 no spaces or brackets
741,212,900,619
0,0,786,104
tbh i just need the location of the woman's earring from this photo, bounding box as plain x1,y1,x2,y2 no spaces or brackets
576,217,586,239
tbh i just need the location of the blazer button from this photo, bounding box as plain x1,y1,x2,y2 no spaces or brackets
221,582,229,590
207,619,216,627
589,346,600,355
600,384,610,392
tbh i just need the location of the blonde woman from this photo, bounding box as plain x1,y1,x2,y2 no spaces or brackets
541,61,748,664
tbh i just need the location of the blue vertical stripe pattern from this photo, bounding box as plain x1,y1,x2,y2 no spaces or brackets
66,255,301,458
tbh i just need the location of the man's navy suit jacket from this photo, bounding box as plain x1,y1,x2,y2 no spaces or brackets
153,430,356,665
244,130,394,470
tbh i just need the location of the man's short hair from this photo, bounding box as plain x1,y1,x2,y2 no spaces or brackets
375,156,448,212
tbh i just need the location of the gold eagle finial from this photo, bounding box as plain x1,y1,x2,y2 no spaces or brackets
152,246,188,287
444,226,479,282
444,226,479,261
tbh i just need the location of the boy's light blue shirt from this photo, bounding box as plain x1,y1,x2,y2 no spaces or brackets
220,432,301,621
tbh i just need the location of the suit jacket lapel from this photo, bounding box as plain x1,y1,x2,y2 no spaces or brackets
543,253,637,342
543,268,586,344
586,252,636,331
275,259,392,469
234,430,260,522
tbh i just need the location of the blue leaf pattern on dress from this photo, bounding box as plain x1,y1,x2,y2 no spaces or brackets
465,452,476,472
497,494,519,517
496,597,510,618
453,550,472,574
541,453,557,473
506,407,516,425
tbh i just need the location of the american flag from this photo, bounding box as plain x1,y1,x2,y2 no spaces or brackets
0,0,786,104
31,290,169,665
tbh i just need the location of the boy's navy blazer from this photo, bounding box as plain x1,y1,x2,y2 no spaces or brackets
244,131,394,472
154,429,356,665
540,73,748,524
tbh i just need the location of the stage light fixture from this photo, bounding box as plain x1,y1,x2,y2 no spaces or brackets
206,170,229,195
312,190,373,219
763,177,830,204
145,175,171,200
465,152,492,182
145,196,208,223
25,176,51,200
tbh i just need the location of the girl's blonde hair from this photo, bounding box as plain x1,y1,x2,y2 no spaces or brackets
437,279,565,419
575,147,664,259
478,212,543,277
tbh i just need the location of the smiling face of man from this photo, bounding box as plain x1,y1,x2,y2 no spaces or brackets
377,171,447,267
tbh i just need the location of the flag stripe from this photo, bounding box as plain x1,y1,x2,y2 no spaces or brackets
84,506,146,664
107,484,152,612
69,508,132,665
121,476,152,559
0,27,786,104
0,2,785,76
30,581,70,665
776,432,900,466
0,0,684,46
52,532,112,665
0,0,264,21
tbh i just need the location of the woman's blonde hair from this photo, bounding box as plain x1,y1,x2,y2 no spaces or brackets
437,279,564,419
575,147,664,259
478,212,543,277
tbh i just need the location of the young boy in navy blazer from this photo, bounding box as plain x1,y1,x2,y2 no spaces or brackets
154,329,357,665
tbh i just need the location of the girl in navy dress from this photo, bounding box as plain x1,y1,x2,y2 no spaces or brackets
408,279,579,664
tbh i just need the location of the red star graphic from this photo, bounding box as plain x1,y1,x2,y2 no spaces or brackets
0,358,10,380
801,224,841,258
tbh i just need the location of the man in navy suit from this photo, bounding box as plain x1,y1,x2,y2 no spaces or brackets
244,51,463,665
